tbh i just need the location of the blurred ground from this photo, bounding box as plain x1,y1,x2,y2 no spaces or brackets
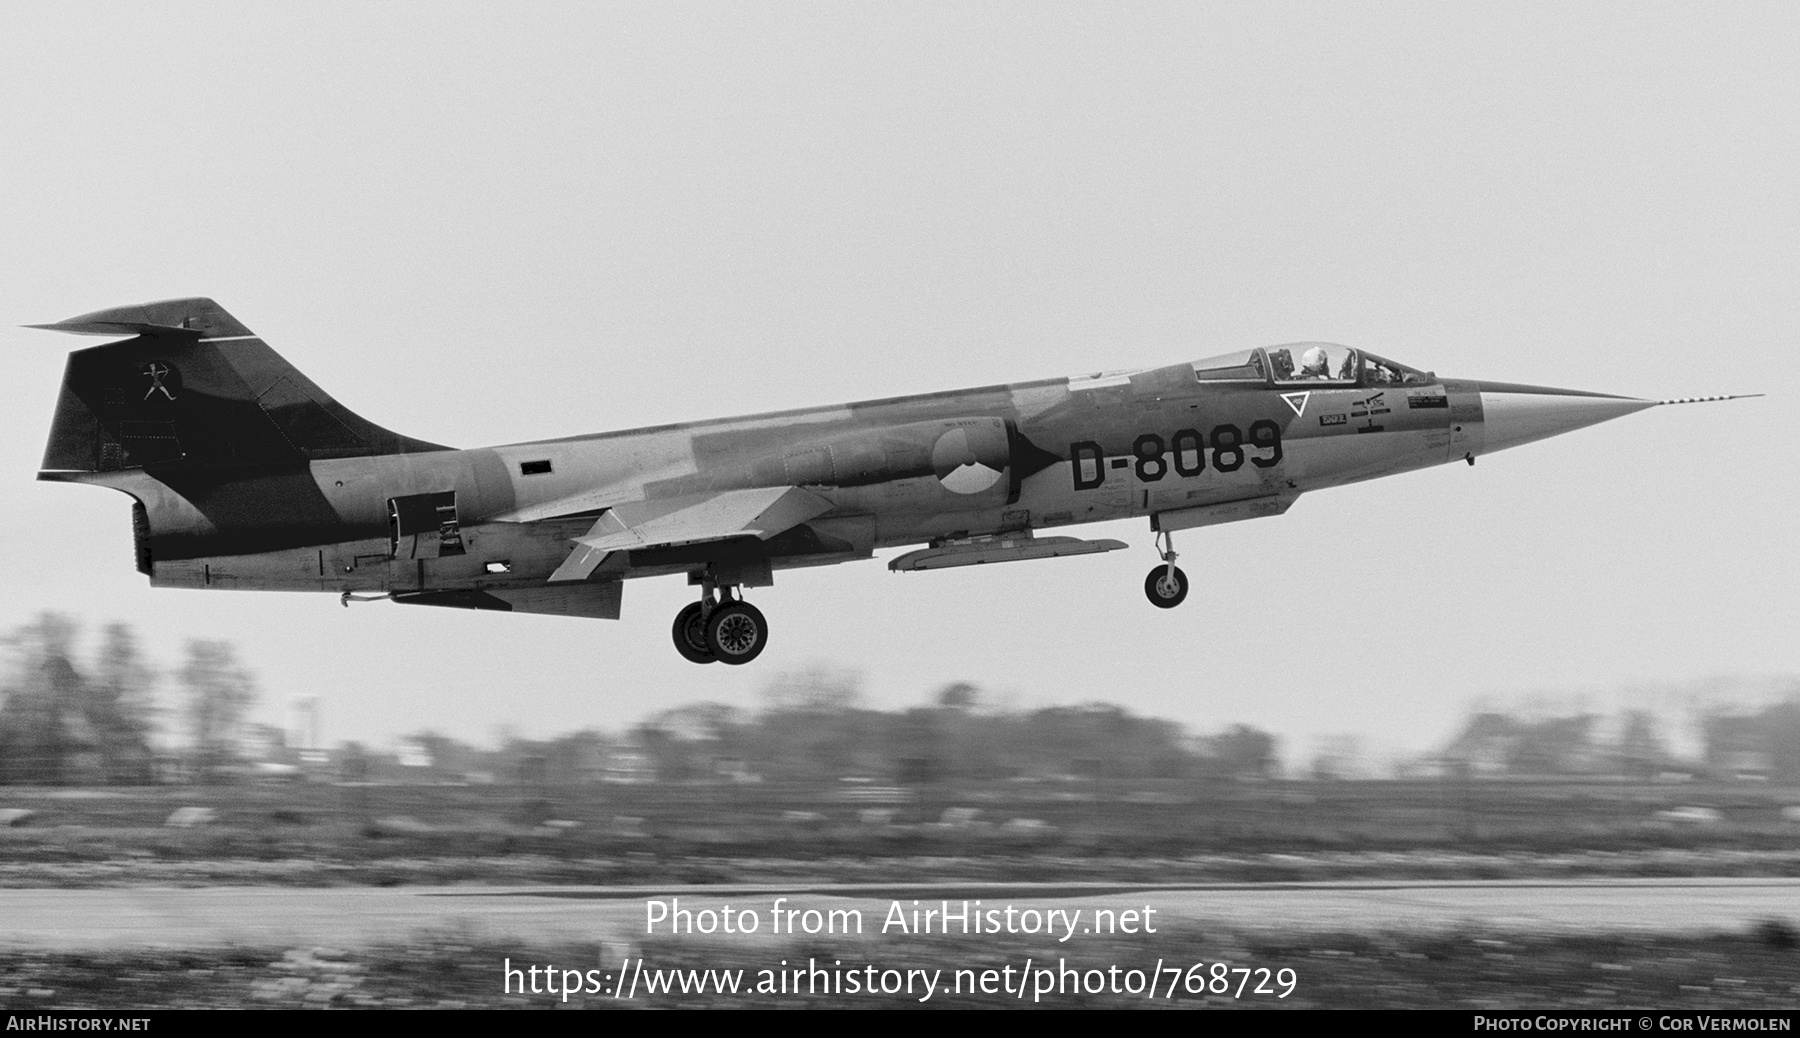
2,778,1798,886
3,880,1799,951
4,780,1798,1008
2,925,1797,1009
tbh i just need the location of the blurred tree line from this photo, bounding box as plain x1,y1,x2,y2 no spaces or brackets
377,667,1279,787
11,613,1800,788
1702,698,1800,780
0,614,256,784
1441,691,1800,781
613,665,1277,785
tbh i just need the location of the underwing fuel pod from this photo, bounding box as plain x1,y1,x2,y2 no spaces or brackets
33,299,1755,665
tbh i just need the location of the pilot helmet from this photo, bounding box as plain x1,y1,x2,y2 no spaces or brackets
1300,346,1329,375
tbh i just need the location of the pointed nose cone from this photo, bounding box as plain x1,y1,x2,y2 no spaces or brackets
1475,382,1658,455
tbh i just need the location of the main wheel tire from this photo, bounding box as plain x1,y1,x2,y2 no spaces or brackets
1144,565,1189,609
705,601,768,665
671,602,717,664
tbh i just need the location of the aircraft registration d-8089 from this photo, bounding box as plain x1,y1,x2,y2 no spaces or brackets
34,298,1750,665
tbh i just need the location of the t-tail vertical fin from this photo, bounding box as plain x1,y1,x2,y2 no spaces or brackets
31,298,450,476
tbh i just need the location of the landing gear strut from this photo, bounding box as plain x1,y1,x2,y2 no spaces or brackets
1144,527,1189,609
670,576,769,665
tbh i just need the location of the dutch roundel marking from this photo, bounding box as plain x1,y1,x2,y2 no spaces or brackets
1280,391,1310,417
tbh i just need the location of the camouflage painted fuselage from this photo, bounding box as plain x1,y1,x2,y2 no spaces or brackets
38,298,1667,626
52,360,1464,594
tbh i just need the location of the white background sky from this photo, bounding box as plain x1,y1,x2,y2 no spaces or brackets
3,4,1795,763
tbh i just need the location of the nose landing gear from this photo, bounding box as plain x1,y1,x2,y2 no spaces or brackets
1144,527,1189,608
670,576,769,665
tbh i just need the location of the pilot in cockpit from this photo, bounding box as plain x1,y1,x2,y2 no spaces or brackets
1297,346,1331,379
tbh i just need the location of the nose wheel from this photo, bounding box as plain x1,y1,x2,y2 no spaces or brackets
1144,527,1189,608
1144,565,1189,608
670,580,769,665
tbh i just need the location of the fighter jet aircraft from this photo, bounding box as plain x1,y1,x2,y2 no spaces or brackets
33,298,1751,665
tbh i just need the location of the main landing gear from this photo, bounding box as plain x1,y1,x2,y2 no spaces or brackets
1144,527,1189,609
671,578,768,666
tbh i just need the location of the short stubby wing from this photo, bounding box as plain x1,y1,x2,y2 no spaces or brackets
547,486,834,583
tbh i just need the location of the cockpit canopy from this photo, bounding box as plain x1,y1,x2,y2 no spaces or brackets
1267,343,1433,386
1189,349,1267,381
1190,343,1434,387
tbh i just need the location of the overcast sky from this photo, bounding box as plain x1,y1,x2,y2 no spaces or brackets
3,3,1795,762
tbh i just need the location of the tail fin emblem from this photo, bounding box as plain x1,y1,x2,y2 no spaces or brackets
142,362,177,401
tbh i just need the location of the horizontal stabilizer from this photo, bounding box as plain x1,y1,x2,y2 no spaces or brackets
549,486,834,583
889,532,1128,572
28,298,255,339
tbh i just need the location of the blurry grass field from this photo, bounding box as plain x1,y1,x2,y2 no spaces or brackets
0,778,1797,886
